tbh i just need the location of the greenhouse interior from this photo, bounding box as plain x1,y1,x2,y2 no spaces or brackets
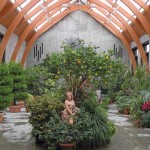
0,0,150,150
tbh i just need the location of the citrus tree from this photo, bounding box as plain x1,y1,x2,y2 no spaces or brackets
42,39,125,102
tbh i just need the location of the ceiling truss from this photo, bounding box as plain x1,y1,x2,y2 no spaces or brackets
0,0,150,70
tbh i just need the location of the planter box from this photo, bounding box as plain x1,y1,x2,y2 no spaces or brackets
9,105,21,113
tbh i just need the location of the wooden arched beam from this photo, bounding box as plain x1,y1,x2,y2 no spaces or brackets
89,0,148,67
21,5,80,65
11,0,70,61
0,0,8,12
21,4,136,70
92,15,136,71
22,0,54,25
0,0,25,21
122,0,150,35
34,6,63,29
106,0,146,33
0,0,40,63
134,0,150,14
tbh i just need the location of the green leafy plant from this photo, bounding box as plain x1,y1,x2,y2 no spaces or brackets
42,39,125,103
41,109,93,149
80,97,114,148
9,62,27,105
29,92,63,144
26,65,55,96
0,63,13,110
141,111,150,128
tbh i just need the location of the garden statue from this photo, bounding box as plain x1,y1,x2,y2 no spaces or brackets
61,91,79,124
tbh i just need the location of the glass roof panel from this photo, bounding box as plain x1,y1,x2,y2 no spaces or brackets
51,11,60,18
99,0,112,8
117,10,129,22
37,20,48,30
47,0,58,7
30,9,43,21
91,8,107,19
117,0,134,16
130,0,141,9
10,0,16,3
20,0,31,9
26,0,44,15
110,20,121,30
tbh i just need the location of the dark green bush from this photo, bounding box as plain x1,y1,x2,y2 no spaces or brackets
40,109,93,149
0,63,13,110
80,98,115,148
28,92,63,143
141,111,150,128
9,62,27,105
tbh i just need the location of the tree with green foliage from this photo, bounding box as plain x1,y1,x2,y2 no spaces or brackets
0,63,13,110
9,62,27,105
42,39,125,103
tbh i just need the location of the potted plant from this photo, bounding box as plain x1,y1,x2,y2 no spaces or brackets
0,63,13,121
37,109,92,150
9,62,27,113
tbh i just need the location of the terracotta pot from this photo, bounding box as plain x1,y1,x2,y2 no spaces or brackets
26,106,30,112
58,143,75,150
133,119,142,127
9,105,21,113
108,99,113,105
0,112,4,122
17,101,25,108
123,107,130,115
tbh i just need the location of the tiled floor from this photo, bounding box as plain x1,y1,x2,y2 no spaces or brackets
0,105,150,150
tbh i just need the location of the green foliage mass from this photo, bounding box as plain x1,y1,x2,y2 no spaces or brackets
0,63,13,110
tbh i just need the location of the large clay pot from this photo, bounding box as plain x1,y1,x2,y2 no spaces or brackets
17,101,25,108
123,107,130,115
9,105,21,113
58,143,75,150
0,112,4,122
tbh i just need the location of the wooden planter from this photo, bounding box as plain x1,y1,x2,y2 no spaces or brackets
58,143,75,150
9,105,21,113
0,112,4,122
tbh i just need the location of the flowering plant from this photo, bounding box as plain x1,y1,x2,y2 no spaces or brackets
141,101,150,111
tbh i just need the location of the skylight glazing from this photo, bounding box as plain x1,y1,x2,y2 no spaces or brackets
8,0,149,35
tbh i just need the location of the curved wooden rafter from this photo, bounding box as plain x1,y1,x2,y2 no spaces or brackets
21,4,137,71
11,1,70,61
106,0,146,33
0,0,149,70
0,0,25,21
0,0,8,12
21,5,80,65
92,15,136,71
0,0,40,62
21,0,54,25
134,0,150,14
122,0,150,35
89,0,148,67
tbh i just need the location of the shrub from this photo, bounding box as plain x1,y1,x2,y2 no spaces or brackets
40,109,93,149
0,63,13,110
80,98,114,148
26,65,54,96
29,92,63,143
9,62,27,105
141,111,150,128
